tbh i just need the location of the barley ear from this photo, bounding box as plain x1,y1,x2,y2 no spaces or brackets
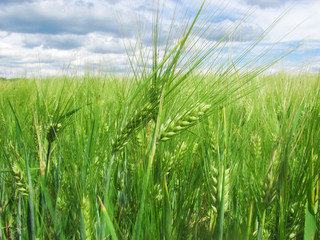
81,196,94,239
11,162,29,196
112,102,155,152
159,103,211,142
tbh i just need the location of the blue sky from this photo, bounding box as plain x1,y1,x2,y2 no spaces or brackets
0,0,319,78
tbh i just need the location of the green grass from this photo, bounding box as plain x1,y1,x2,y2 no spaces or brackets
0,1,319,239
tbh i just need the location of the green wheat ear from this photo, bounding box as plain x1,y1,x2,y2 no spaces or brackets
12,162,29,196
81,195,94,239
46,105,84,144
159,102,211,142
7,143,30,197
112,102,155,152
46,122,62,143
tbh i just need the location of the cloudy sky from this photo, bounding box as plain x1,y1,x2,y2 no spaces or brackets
0,0,319,78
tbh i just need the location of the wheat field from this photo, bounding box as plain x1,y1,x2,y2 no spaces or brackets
0,2,319,239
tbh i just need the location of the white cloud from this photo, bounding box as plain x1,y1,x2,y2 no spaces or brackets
0,0,319,78
0,0,147,36
199,19,264,42
245,0,320,42
244,0,293,8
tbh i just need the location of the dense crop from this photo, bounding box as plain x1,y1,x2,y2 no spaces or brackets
1,71,319,239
